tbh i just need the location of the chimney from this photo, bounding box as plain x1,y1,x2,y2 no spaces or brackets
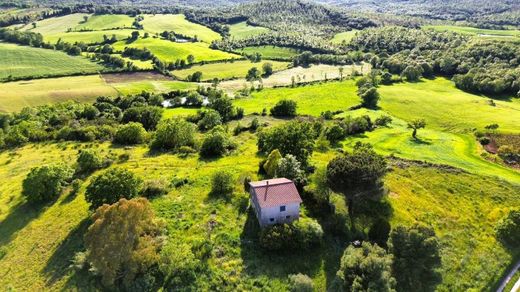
264,180,269,201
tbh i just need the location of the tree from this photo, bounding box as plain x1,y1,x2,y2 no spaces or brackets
187,54,195,64
85,168,143,209
389,225,442,291
495,209,520,246
130,30,140,40
188,71,203,82
210,170,234,196
289,274,314,292
114,122,148,145
368,218,391,247
160,242,199,288
122,106,163,131
200,127,234,158
407,119,426,139
401,65,423,82
84,198,164,288
151,118,196,151
276,154,305,184
270,99,297,117
22,164,73,203
337,242,395,292
262,62,274,77
263,149,283,178
246,67,261,81
209,97,236,122
326,143,387,225
76,149,102,173
197,109,222,131
325,124,345,144
359,86,380,109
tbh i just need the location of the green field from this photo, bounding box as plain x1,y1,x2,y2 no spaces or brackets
0,42,105,80
74,14,135,30
238,46,301,60
45,30,135,44
229,21,270,39
0,74,197,112
113,38,240,63
172,60,289,81
141,14,221,43
331,30,359,44
423,25,520,40
14,13,88,35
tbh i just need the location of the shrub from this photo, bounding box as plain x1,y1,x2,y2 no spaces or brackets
114,122,148,145
263,149,282,178
210,171,234,196
359,86,380,109
288,273,314,292
197,109,222,131
478,136,490,145
375,115,393,127
141,179,169,198
495,209,520,246
293,218,323,249
22,164,73,203
151,118,196,151
160,242,199,288
122,106,163,131
200,128,235,158
276,155,306,186
76,149,102,173
325,124,345,143
85,168,143,209
259,224,296,251
270,99,297,117
497,145,519,163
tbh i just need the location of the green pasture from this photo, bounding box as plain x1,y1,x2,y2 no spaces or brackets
74,14,134,31
45,29,134,44
330,30,359,44
238,46,301,60
0,42,104,80
15,13,87,35
111,79,198,95
423,25,520,41
112,38,240,63
172,60,289,81
228,21,270,39
141,14,221,43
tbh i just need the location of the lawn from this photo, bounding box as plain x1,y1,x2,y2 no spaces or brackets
228,21,270,39
331,30,359,44
172,60,289,81
423,25,520,41
141,14,221,43
112,38,240,63
0,42,105,80
238,46,301,60
74,14,135,30
378,78,520,133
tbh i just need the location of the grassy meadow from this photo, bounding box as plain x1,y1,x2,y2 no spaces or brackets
141,14,221,43
238,46,301,60
112,38,240,63
172,60,289,81
423,25,520,41
228,21,270,39
0,42,105,80
74,14,135,30
331,30,359,44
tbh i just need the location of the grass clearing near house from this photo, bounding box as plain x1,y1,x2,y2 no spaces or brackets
238,46,301,60
228,21,270,39
141,14,221,43
0,42,105,80
172,60,289,81
331,30,359,44
423,25,520,41
74,14,134,30
112,38,240,63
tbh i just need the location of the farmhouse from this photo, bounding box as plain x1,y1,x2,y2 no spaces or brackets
249,178,302,227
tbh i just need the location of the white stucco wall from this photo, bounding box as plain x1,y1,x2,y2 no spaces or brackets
259,203,300,226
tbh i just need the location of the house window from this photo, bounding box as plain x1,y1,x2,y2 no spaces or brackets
286,215,291,219
280,205,286,212
270,218,274,222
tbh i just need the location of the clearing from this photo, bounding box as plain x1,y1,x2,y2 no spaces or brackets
172,60,289,81
141,14,221,43
423,25,520,41
74,14,135,31
331,30,359,44
228,21,270,39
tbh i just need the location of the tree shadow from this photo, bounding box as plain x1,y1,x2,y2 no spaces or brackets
43,218,91,287
411,137,432,145
239,208,324,281
0,201,45,247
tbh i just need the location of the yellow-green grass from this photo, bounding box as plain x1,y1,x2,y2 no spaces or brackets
141,14,221,43
228,21,270,39
172,60,289,81
238,46,301,60
378,78,520,133
423,25,520,41
0,74,196,112
219,63,369,92
44,29,135,45
118,55,154,70
234,79,360,116
112,38,240,63
331,30,358,44
162,107,200,119
15,13,88,35
0,42,104,80
74,14,134,30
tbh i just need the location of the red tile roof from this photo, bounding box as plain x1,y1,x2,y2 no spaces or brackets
249,178,302,208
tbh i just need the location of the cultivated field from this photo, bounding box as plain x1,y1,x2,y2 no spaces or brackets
172,60,289,81
0,42,105,80
112,38,240,63
141,14,221,43
238,46,301,60
228,21,270,39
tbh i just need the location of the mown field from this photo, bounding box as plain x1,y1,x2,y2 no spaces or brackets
112,38,240,63
74,14,134,30
141,14,221,43
0,42,105,80
172,60,289,81
228,21,270,39
238,46,301,60
0,73,197,112
423,25,520,41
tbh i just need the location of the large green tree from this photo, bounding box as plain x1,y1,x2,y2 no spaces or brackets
151,118,196,151
85,168,143,209
22,164,73,203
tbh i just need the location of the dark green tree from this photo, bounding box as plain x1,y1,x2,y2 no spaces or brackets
85,168,143,209
22,164,73,203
